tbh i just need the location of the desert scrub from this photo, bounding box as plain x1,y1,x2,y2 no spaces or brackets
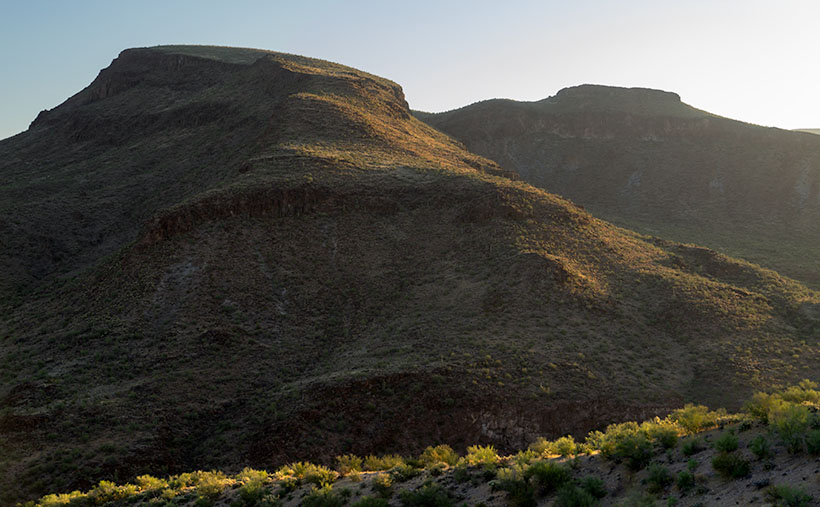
276,462,337,487
680,437,704,456
669,403,724,433
371,473,393,499
463,445,499,466
525,461,572,496
675,470,694,492
578,476,607,499
765,484,813,507
336,454,363,475
749,434,772,459
390,463,423,482
554,484,596,507
645,464,673,494
363,454,405,471
235,468,270,505
135,474,169,493
806,429,820,455
713,431,739,452
351,497,390,507
711,452,750,479
398,483,454,506
771,403,811,453
419,444,459,467
303,486,345,507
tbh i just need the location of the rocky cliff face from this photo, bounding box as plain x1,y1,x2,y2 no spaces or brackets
419,85,820,286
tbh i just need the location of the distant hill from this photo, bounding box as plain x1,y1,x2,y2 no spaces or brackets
796,128,820,135
2,50,820,504
418,85,820,288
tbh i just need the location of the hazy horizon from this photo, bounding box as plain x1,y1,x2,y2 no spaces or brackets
1,0,818,140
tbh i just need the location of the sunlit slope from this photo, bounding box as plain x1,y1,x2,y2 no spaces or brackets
419,85,820,287
1,48,819,504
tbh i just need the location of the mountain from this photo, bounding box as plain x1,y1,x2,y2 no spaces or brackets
1,48,819,504
796,128,820,135
417,85,820,288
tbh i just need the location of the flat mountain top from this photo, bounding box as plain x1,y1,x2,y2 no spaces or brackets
796,128,820,135
2,47,819,504
419,85,820,288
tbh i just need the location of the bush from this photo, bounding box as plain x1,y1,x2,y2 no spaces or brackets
771,403,810,453
87,480,139,504
645,464,672,494
194,471,229,500
806,429,820,455
495,476,535,507
749,435,772,460
464,445,499,466
614,433,653,470
711,453,750,479
713,432,738,452
681,437,703,457
525,461,572,495
352,498,390,507
363,454,405,471
390,463,423,483
555,484,596,507
398,483,454,506
452,465,470,483
277,462,337,487
419,445,459,467
578,476,606,499
670,404,723,433
235,468,270,506
528,437,552,456
303,486,345,507
135,475,168,493
372,473,393,499
336,454,363,475
553,436,578,457
676,470,694,492
766,484,813,507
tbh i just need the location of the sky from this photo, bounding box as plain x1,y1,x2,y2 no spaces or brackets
1,0,818,140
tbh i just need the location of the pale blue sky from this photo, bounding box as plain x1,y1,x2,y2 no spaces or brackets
1,0,818,140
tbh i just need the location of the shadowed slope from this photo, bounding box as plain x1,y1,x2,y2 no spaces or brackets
1,49,819,504
418,85,820,287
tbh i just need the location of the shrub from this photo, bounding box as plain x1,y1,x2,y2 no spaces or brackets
464,445,499,466
452,465,470,483
194,471,229,500
645,464,672,494
578,476,606,499
303,486,345,507
87,480,139,504
372,473,393,499
670,404,722,433
749,435,772,459
419,445,459,467
614,433,653,470
680,437,703,457
525,461,572,495
553,436,578,457
676,471,694,492
528,437,552,456
277,462,337,487
713,432,738,452
398,483,454,506
390,463,423,483
363,454,405,471
235,469,270,506
711,453,750,479
766,484,813,507
771,403,810,453
806,429,820,455
336,454,363,475
135,475,168,493
555,484,596,507
352,498,390,507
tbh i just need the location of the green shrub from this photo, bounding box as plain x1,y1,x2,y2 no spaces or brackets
614,433,653,470
135,474,168,493
525,461,572,495
749,435,772,459
494,476,535,507
351,498,390,507
419,445,459,467
669,404,723,433
277,462,337,487
553,436,578,457
766,484,813,507
578,476,606,499
528,437,552,456
711,453,750,479
675,470,694,492
336,454,363,475
713,432,738,452
771,403,811,453
464,445,499,466
452,465,470,483
372,473,393,499
390,463,423,483
806,429,820,455
398,483,454,506
303,486,345,507
645,464,672,494
88,480,139,504
555,484,596,507
363,454,405,471
194,471,229,500
680,437,703,457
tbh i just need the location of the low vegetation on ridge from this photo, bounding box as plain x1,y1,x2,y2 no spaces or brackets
28,382,820,506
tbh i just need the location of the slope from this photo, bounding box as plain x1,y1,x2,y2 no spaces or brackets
418,85,820,287
1,48,819,504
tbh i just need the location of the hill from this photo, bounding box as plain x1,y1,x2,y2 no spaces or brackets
2,48,820,504
26,382,820,506
417,85,820,288
796,128,820,136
